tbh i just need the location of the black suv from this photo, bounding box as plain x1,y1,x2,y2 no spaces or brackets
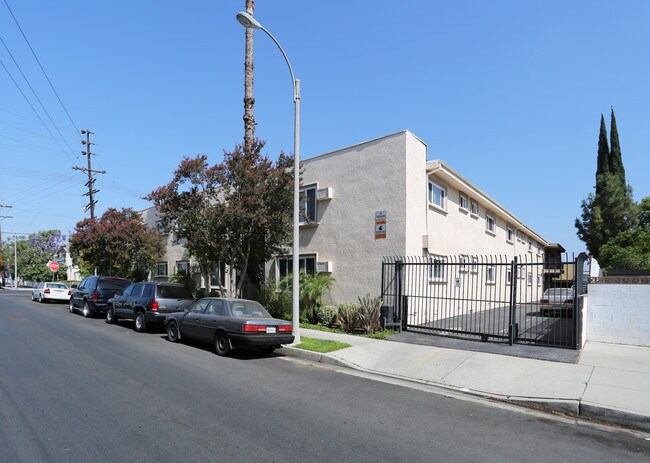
106,282,194,332
69,276,131,318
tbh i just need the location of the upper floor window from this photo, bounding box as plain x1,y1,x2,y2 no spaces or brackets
176,260,190,274
486,213,496,234
459,192,468,210
300,186,317,224
506,226,514,243
428,181,446,210
528,240,533,252
470,199,479,215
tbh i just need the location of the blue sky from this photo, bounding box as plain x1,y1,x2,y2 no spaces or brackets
1,1,649,255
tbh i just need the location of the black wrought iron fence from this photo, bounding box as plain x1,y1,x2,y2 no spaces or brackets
381,254,583,349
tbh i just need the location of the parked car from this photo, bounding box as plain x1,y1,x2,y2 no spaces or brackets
106,282,194,332
69,276,131,318
539,287,574,317
164,297,294,356
31,282,71,303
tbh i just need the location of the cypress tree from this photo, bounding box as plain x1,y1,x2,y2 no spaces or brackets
609,108,626,186
595,114,609,195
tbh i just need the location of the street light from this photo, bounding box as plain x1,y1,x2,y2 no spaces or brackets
236,11,301,344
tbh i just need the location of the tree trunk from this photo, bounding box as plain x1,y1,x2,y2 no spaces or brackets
243,0,255,153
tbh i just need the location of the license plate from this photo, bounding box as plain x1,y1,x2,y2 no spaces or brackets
266,326,277,334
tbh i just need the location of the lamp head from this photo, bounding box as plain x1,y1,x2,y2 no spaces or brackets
236,12,262,30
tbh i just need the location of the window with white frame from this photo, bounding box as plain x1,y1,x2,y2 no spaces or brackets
470,199,479,215
459,254,469,273
471,256,479,273
428,181,446,210
528,272,533,286
459,192,468,210
486,213,496,234
300,186,317,224
528,239,533,252
506,226,514,243
506,268,513,285
155,220,166,234
176,260,190,274
277,254,316,280
428,254,447,282
537,273,542,286
156,262,168,277
486,266,496,284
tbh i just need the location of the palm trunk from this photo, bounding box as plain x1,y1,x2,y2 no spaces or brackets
243,0,255,153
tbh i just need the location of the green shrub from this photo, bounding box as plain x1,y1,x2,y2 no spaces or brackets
338,302,361,333
256,281,292,320
357,294,382,334
316,305,338,327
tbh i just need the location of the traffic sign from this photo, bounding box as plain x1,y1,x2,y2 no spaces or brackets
48,261,60,272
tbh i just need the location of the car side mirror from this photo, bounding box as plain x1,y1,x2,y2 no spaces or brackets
184,308,190,313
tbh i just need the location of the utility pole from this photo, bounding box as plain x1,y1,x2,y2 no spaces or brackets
243,0,255,153
0,205,12,287
73,130,105,219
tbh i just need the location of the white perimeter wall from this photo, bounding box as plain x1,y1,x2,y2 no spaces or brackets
584,284,650,347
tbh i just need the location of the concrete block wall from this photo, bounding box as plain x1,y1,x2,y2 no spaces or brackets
584,284,650,347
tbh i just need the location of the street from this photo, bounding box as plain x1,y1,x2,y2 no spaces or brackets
0,290,648,463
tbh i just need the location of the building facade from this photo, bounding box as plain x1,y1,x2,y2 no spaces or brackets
266,130,548,306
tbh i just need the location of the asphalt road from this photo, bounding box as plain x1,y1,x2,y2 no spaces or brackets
1,289,648,462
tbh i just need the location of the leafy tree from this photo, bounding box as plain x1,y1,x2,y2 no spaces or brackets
69,208,164,279
148,140,294,297
576,112,636,260
147,155,221,291
599,195,650,271
2,230,67,282
215,139,294,296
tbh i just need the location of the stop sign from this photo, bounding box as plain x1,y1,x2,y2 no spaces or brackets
48,261,60,272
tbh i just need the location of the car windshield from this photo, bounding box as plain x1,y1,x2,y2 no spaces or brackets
47,283,68,289
157,285,193,299
544,288,573,297
98,279,130,291
228,300,271,318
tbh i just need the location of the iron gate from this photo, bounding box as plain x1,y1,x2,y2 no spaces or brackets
381,254,586,349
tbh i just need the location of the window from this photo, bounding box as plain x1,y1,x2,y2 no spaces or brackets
277,255,316,279
486,213,496,234
206,299,225,316
470,199,479,215
459,255,469,273
156,262,168,277
459,192,468,210
506,268,513,284
471,256,479,273
142,284,154,297
486,266,496,284
155,220,166,234
131,283,145,297
528,240,533,252
176,260,190,274
428,181,446,210
300,186,317,224
428,254,447,282
506,226,514,243
527,272,533,286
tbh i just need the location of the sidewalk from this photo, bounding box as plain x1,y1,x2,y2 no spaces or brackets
281,328,650,433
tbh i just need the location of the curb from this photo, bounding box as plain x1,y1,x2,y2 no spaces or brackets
280,346,650,433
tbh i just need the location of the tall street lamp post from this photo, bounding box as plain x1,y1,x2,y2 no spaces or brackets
236,12,301,343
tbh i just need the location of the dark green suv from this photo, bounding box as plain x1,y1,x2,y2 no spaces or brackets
69,276,131,318
106,282,194,332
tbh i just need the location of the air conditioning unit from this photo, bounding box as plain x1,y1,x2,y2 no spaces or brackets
316,187,333,200
316,261,333,273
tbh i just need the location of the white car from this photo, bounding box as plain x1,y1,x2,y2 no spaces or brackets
32,282,71,303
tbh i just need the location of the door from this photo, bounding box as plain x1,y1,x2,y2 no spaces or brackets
195,299,225,342
114,284,135,317
180,299,211,340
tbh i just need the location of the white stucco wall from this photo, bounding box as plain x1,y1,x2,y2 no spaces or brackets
584,284,650,347
271,131,427,305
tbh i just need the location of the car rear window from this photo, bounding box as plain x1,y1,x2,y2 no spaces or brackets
47,283,68,289
229,300,271,318
157,285,193,299
98,279,130,291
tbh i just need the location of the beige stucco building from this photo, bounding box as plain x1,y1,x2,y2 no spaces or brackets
266,130,547,306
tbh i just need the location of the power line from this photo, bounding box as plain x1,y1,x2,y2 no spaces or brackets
3,0,81,136
0,33,79,163
0,57,77,165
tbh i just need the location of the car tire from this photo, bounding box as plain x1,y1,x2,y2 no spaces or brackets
167,321,180,343
134,311,147,333
82,301,92,318
106,307,116,324
214,331,231,356
31,294,35,301
69,300,75,313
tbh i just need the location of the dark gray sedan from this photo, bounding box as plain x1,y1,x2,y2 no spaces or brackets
164,297,294,356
